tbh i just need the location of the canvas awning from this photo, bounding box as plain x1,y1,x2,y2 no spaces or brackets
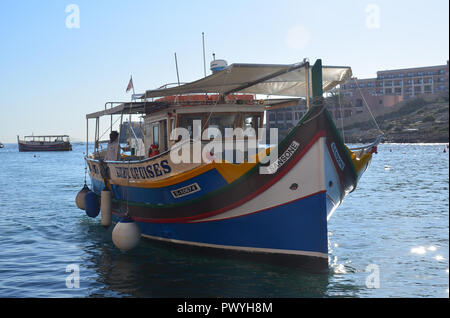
144,61,352,99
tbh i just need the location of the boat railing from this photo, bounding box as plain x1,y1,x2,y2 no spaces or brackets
349,134,383,157
157,82,188,89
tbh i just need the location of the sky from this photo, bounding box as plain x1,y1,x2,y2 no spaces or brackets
0,0,448,142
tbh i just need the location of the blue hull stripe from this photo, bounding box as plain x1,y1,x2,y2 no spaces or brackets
113,191,328,255
111,168,228,204
91,168,228,205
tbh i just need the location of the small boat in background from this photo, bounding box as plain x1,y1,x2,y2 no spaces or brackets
17,135,72,152
0,142,4,148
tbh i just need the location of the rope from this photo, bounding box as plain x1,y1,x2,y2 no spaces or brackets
338,88,345,142
353,78,384,134
202,68,233,133
83,160,87,185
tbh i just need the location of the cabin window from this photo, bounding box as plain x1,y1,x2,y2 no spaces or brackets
207,113,238,138
145,123,151,136
243,114,262,136
152,124,159,146
170,117,175,134
177,114,204,138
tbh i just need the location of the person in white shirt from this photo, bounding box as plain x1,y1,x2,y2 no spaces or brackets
104,131,121,161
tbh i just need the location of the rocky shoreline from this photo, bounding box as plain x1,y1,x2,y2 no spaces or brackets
341,95,449,144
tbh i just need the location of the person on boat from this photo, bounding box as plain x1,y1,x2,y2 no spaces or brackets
105,131,121,161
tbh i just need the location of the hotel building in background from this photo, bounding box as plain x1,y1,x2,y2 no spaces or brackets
266,61,449,135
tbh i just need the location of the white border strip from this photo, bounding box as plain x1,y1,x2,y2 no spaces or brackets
141,233,328,259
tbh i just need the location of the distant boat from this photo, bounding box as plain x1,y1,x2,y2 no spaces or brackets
17,135,72,152
0,142,4,148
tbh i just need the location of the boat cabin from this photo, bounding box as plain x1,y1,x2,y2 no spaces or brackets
21,135,70,144
87,94,266,161
143,94,264,155
86,60,354,162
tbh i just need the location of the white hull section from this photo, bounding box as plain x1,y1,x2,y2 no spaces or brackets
197,137,344,223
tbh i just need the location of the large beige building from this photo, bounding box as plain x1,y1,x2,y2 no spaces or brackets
266,61,449,136
341,61,448,103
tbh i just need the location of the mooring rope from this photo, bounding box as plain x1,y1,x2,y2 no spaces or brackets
353,77,384,135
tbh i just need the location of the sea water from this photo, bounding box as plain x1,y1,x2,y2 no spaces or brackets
0,143,448,297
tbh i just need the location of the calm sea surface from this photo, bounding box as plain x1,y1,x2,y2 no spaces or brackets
0,143,448,298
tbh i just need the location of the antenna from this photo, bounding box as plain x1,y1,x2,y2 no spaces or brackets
174,52,180,85
202,32,206,77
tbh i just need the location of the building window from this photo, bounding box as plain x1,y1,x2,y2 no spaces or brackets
417,71,424,76
367,82,374,87
356,99,363,107
385,81,393,87
379,75,385,79
398,74,405,78
426,71,435,75
438,70,445,74
341,85,346,90
268,113,276,122
385,88,392,94
376,81,383,87
388,74,395,78
285,113,293,121
394,80,402,86
395,88,402,94
276,112,284,123
424,85,432,93
414,86,421,93
406,79,413,85
379,99,383,104
407,72,414,77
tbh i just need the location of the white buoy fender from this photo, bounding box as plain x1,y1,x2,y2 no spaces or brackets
100,190,112,228
75,184,90,210
112,217,141,251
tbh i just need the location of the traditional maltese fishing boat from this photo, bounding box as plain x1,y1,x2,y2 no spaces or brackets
79,59,381,272
17,135,72,152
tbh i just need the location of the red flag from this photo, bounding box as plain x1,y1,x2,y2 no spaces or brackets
126,77,133,93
